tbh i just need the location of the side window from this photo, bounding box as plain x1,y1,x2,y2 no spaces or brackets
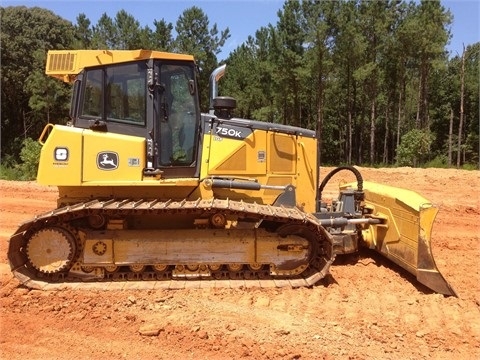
107,63,146,125
79,62,146,126
81,69,102,117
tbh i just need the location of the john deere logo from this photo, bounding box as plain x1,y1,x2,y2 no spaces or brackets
97,152,118,170
54,147,69,161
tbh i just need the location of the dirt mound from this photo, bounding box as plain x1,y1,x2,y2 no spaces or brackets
1,167,479,359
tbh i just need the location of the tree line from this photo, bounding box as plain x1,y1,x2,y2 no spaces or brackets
1,1,478,179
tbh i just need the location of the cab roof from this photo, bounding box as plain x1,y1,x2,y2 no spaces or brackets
46,49,195,83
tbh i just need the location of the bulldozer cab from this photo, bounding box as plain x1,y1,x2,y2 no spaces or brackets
51,50,201,179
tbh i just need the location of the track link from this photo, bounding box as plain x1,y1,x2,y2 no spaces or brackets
8,198,334,290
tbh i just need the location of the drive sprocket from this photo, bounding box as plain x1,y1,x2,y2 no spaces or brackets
26,227,76,273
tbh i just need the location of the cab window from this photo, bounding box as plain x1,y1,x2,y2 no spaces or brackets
159,64,197,166
106,63,146,125
80,62,147,126
81,69,102,117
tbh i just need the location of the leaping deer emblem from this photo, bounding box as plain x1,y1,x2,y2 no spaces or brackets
98,152,118,170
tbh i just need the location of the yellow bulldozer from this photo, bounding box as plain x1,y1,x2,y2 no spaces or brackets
8,50,455,295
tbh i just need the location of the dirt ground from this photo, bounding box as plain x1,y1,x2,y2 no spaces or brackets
0,166,479,360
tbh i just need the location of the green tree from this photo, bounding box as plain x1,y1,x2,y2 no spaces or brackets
222,40,259,118
25,49,71,126
462,43,480,166
445,43,480,167
414,0,452,130
114,10,142,50
91,13,115,48
301,0,337,163
1,6,74,161
174,6,230,111
222,27,277,121
74,13,92,48
151,19,175,51
275,0,306,127
90,10,147,50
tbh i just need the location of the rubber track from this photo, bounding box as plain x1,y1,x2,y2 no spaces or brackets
9,198,335,291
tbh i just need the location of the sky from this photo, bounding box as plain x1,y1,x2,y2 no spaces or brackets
1,0,478,60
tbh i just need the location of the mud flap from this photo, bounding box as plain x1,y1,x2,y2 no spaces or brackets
355,181,456,296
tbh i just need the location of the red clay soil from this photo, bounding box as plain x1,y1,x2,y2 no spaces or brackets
1,167,479,360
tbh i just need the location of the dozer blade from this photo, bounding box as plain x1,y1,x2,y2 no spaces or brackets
356,181,456,296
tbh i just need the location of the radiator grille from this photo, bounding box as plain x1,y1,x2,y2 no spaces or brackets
47,52,76,72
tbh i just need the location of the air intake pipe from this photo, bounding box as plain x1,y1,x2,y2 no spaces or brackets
208,64,236,118
209,64,226,114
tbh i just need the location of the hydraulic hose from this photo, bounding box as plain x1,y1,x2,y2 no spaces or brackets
318,166,364,202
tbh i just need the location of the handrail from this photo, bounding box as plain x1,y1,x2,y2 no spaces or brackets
38,123,55,145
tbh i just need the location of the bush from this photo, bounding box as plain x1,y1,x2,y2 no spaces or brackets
0,154,20,180
0,138,42,181
0,163,21,180
1,138,41,181
18,138,42,180
424,155,449,168
396,129,435,167
462,163,480,171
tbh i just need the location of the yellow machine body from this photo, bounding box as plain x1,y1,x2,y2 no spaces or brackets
37,123,317,213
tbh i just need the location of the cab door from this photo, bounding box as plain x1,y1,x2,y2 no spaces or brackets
153,61,201,178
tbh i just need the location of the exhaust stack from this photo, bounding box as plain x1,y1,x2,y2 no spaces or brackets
209,64,226,114
208,64,236,118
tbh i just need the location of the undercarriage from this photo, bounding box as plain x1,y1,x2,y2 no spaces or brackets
8,198,334,290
